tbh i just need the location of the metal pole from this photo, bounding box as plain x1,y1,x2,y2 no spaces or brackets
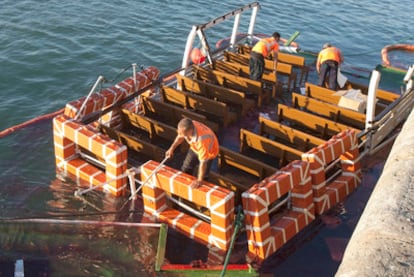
129,157,169,200
247,5,259,43
230,13,241,49
74,172,128,197
74,75,104,121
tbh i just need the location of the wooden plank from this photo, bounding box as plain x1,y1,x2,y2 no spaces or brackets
305,82,387,114
214,59,277,83
100,124,165,162
142,95,220,133
258,115,326,151
193,65,269,107
277,104,359,139
224,51,296,91
176,74,255,116
278,52,310,85
218,146,277,180
292,93,366,129
240,129,303,166
121,109,177,142
161,86,238,127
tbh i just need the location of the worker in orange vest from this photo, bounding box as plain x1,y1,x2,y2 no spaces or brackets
249,32,280,80
316,43,344,90
166,118,219,188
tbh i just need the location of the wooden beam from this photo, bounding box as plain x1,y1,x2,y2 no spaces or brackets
277,104,359,139
240,129,303,166
292,93,366,129
218,146,278,180
161,86,238,127
176,74,255,116
258,115,326,151
142,95,220,133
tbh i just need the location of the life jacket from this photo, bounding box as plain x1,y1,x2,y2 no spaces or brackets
252,37,279,58
317,47,343,65
186,121,219,161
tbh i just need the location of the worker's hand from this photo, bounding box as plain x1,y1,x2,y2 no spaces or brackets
191,180,202,189
165,148,174,159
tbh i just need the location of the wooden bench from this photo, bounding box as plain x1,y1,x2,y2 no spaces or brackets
160,85,238,127
212,59,284,98
240,129,303,167
277,104,359,139
292,92,366,130
192,65,270,107
121,109,178,142
278,52,310,86
258,115,326,152
100,124,166,162
304,82,387,114
141,91,220,133
176,74,255,116
218,146,278,180
236,45,309,87
223,51,296,92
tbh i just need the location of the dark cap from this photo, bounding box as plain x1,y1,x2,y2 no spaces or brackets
272,32,281,39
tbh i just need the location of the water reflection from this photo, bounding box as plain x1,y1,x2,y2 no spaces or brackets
0,259,49,276
0,177,161,276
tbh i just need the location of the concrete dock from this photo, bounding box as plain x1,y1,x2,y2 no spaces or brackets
336,108,414,276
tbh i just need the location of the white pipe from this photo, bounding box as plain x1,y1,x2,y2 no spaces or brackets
230,13,241,48
247,5,259,40
268,195,289,214
74,75,104,121
403,65,414,93
166,195,211,223
79,152,105,168
128,168,138,200
365,70,381,130
180,25,198,77
403,64,414,83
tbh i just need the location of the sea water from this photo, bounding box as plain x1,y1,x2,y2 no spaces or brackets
0,0,413,275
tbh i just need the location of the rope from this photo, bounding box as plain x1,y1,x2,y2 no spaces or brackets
102,64,145,84
1,218,163,228
0,210,144,222
0,108,64,139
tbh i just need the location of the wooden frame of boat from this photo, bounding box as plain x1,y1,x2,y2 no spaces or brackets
52,1,414,274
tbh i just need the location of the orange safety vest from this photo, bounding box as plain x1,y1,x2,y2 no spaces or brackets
317,47,343,66
252,37,279,58
186,121,219,161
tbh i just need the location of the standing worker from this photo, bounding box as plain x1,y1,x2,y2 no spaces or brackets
316,43,344,90
249,32,281,80
165,118,219,189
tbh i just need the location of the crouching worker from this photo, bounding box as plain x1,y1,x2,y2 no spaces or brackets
165,118,219,188
316,43,344,90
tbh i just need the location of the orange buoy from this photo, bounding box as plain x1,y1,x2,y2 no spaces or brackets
381,44,414,66
191,48,206,64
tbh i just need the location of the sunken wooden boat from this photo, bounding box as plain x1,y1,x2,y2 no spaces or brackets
52,2,414,275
